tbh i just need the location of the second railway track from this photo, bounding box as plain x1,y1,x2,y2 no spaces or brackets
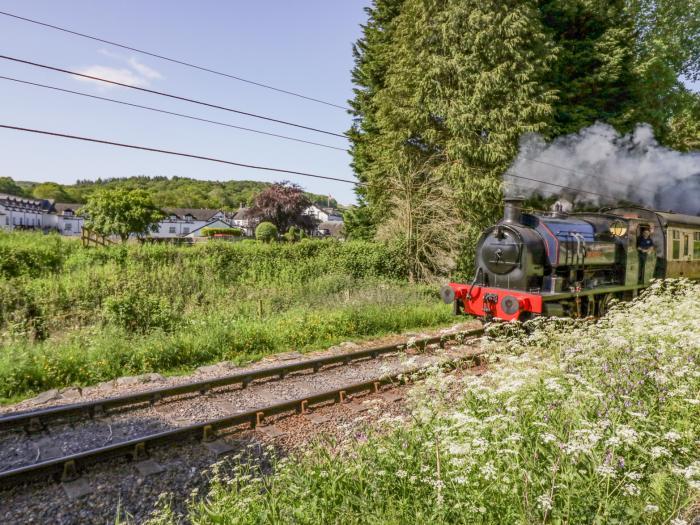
0,327,484,488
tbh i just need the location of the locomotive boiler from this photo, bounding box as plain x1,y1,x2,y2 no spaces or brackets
441,198,700,321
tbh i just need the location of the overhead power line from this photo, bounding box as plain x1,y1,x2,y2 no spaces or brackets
519,157,657,195
0,10,349,110
0,122,636,204
0,55,347,139
0,75,347,152
0,124,359,185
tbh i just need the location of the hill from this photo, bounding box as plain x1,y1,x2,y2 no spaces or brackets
2,176,339,209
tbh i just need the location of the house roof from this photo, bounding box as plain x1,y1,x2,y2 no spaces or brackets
0,193,50,210
317,221,345,238
233,207,259,220
54,202,84,215
162,207,224,221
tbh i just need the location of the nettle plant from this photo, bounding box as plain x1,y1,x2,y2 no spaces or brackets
180,279,700,525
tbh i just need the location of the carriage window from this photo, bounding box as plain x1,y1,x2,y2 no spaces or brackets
671,230,681,260
694,232,700,259
684,234,690,257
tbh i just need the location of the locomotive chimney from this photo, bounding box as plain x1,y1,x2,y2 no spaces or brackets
503,197,525,224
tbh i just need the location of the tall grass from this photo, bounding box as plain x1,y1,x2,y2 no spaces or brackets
177,280,700,524
0,233,456,401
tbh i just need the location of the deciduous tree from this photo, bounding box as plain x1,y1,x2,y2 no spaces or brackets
82,189,164,243
250,182,317,233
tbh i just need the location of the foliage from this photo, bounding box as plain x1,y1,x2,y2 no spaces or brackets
0,177,26,197
250,182,317,233
343,203,377,241
538,0,638,136
30,182,72,202
377,155,465,282
9,175,338,210
81,189,165,242
0,236,446,400
350,0,557,276
179,280,700,524
0,231,78,279
665,91,700,152
255,222,278,243
200,227,242,237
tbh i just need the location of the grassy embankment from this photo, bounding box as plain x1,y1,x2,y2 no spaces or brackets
0,232,454,403
172,279,700,524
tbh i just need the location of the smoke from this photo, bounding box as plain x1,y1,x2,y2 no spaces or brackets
505,123,700,215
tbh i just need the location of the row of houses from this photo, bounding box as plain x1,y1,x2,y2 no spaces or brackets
0,193,344,239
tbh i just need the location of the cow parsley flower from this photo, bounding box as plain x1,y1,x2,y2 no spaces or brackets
650,446,671,459
536,494,553,512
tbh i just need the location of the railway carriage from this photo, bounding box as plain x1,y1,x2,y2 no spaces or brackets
441,199,700,321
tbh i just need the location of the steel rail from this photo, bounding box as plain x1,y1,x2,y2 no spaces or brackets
0,342,485,487
0,328,483,433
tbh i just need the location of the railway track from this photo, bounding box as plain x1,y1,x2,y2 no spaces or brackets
0,327,484,488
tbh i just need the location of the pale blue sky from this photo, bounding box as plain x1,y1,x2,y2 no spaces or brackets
0,1,370,204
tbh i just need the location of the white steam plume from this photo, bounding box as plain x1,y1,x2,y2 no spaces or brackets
505,123,700,215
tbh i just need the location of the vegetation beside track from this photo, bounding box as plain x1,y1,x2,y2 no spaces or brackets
0,232,456,402
173,279,700,524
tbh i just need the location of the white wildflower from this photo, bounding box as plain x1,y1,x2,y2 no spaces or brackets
541,433,557,444
650,446,671,459
480,461,497,481
595,465,616,478
395,469,407,479
536,494,553,512
644,504,659,513
623,483,640,496
664,431,682,442
670,518,687,525
617,426,639,445
625,471,643,481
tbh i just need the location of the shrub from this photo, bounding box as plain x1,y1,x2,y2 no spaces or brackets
255,222,278,243
200,227,242,237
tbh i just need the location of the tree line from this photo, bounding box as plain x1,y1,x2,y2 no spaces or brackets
0,175,339,210
346,0,700,280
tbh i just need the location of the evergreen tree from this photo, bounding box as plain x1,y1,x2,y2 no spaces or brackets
347,0,405,235
538,0,638,136
355,0,556,251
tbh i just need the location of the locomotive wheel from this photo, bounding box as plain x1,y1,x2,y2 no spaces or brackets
596,294,612,317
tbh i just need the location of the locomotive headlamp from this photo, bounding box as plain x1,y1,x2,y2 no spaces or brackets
501,295,520,315
440,285,456,305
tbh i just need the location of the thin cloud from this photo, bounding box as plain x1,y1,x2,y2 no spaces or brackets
74,50,163,88
127,57,162,80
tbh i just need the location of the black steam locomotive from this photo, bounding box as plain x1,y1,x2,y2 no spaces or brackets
441,199,700,321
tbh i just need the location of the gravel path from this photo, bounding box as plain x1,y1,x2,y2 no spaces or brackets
0,324,484,524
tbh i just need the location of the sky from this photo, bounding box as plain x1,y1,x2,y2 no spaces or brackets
0,1,371,205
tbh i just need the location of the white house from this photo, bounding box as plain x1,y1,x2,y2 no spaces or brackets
151,208,232,238
231,207,259,237
49,203,85,236
0,193,51,231
304,204,343,223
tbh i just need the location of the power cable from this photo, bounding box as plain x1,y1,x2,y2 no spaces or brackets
0,55,347,138
0,9,349,110
0,124,359,185
0,75,347,152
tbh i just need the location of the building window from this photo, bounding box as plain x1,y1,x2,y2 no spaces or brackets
694,232,700,260
183,227,190,234
65,223,72,232
64,210,73,217
683,234,690,257
671,230,681,260
169,226,176,234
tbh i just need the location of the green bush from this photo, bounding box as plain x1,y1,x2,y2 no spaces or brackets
200,227,242,237
255,222,278,243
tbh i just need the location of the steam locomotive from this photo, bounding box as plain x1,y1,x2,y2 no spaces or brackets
441,199,700,321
